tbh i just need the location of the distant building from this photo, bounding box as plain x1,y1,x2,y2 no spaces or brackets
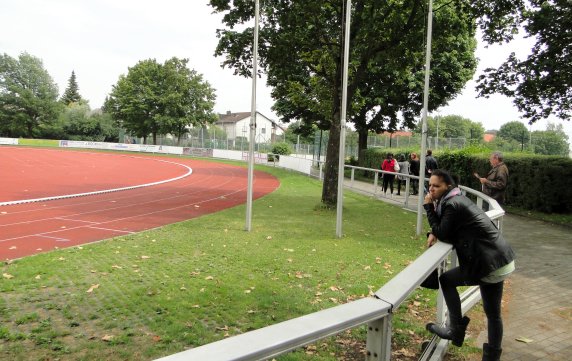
484,133,496,142
379,130,413,137
216,111,285,144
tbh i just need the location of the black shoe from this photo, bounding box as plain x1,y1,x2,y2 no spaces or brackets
482,343,502,361
426,316,470,347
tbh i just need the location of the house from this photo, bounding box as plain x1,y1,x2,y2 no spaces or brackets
216,111,285,144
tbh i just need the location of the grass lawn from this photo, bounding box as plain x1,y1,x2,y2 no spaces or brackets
1,162,476,360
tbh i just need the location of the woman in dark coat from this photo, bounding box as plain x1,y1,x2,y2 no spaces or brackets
424,169,515,361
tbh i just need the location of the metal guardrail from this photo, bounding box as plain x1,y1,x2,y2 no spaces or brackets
155,165,504,361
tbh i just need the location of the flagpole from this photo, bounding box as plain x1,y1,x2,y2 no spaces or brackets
416,0,433,235
336,0,351,238
245,0,260,231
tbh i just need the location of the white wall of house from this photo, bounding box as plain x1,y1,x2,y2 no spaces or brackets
217,112,284,143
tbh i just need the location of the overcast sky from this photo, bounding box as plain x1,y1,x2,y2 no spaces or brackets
1,0,570,143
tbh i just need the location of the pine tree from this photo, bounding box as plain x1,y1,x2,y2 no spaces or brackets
60,70,82,105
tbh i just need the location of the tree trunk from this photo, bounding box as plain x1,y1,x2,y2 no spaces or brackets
357,128,368,166
152,132,157,145
321,110,341,206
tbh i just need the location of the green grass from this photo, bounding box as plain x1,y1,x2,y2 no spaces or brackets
0,164,446,360
17,138,60,147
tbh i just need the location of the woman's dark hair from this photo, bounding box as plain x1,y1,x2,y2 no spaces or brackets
431,169,459,187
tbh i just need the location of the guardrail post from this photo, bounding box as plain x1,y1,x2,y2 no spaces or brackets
374,172,379,196
365,314,392,361
404,178,410,206
351,168,355,188
319,162,323,180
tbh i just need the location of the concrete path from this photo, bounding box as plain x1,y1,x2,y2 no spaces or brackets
495,214,572,360
343,180,572,359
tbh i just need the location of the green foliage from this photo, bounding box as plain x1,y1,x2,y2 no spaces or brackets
108,57,217,145
60,71,83,105
436,150,572,214
477,0,572,123
210,0,481,204
497,121,529,143
271,142,292,155
0,52,61,137
530,123,570,156
415,115,485,141
283,121,316,144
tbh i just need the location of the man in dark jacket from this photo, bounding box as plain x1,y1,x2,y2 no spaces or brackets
476,151,509,206
425,149,438,177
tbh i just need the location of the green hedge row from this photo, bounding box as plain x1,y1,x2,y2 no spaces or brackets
359,148,572,214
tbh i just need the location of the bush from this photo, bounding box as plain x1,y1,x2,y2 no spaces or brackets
436,151,572,214
271,142,292,155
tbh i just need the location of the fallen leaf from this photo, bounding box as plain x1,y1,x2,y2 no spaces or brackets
86,284,100,293
9,246,17,250
244,289,251,294
516,337,534,343
180,286,187,290
152,335,161,342
3,273,14,279
364,265,371,270
141,255,150,259
205,276,214,280
35,275,41,280
58,257,65,261
111,265,122,269
101,334,114,342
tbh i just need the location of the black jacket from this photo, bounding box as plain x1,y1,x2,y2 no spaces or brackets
424,190,515,282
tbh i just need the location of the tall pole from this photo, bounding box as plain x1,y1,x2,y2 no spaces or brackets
245,0,260,231
416,0,434,236
336,0,351,238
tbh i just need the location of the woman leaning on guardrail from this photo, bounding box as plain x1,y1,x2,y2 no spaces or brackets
423,169,516,361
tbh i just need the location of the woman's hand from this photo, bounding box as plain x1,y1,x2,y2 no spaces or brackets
426,233,437,248
424,193,433,205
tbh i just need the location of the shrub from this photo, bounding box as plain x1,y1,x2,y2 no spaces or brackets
271,142,292,155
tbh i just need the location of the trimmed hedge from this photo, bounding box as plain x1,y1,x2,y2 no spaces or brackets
359,148,572,214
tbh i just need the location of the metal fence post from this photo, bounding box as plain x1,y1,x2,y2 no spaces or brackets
366,314,392,361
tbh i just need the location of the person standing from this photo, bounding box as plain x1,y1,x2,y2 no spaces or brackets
395,154,410,196
425,149,438,177
475,151,509,206
424,169,515,361
381,153,398,195
409,153,420,195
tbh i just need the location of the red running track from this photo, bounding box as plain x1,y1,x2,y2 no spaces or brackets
0,147,280,260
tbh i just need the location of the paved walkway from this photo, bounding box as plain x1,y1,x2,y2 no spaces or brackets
494,214,572,361
343,180,572,360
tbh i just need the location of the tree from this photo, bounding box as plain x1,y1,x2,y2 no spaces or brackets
531,123,570,156
60,71,83,105
0,52,61,137
497,121,529,145
209,0,506,205
476,0,571,123
107,58,216,145
159,58,217,145
283,120,317,145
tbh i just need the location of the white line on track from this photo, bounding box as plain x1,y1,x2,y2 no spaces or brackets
0,157,193,207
